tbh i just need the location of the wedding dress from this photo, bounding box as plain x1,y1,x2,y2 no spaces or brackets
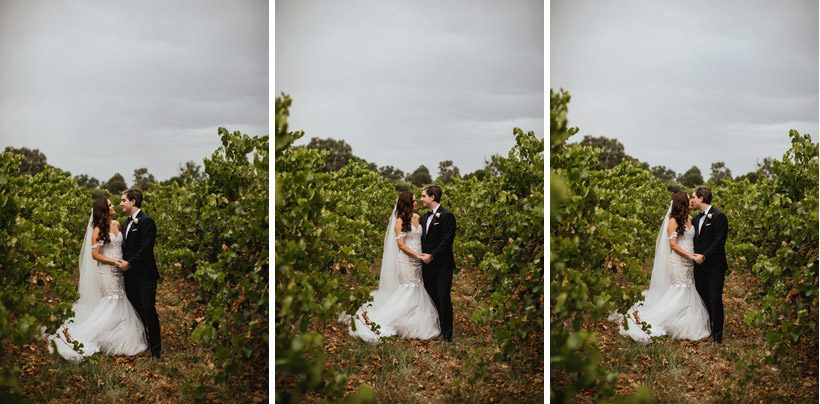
47,224,147,361
345,210,440,344
610,206,711,343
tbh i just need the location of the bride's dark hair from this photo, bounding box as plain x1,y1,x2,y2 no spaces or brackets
92,197,111,244
670,191,690,236
395,191,414,232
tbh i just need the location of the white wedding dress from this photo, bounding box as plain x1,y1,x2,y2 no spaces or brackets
347,224,441,344
47,231,147,361
612,223,711,343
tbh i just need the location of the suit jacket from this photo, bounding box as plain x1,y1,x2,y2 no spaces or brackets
693,206,729,273
421,206,456,271
121,210,159,283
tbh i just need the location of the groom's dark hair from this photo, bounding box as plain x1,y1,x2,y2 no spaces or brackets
694,187,712,204
123,188,143,208
422,184,442,203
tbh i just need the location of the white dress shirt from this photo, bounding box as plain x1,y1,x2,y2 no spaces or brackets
126,209,141,238
698,205,711,233
426,205,439,233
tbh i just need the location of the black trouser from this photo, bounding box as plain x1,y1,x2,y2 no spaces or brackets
694,268,725,341
422,267,453,340
126,279,162,356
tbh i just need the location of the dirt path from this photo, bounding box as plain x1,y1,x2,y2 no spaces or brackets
306,268,544,403
4,275,267,402
569,268,818,402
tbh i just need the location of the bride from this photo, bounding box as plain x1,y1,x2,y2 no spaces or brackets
610,191,710,343
345,191,440,344
47,197,147,361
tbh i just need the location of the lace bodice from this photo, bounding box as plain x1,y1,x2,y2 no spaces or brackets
396,225,422,284
668,225,694,253
667,226,695,286
94,232,123,262
397,225,422,253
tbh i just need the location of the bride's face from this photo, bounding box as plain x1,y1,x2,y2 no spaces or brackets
107,200,116,216
413,195,417,211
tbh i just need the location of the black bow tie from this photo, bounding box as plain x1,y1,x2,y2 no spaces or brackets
127,216,134,222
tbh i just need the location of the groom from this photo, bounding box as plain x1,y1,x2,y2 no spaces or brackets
690,187,729,344
420,184,456,342
118,189,162,358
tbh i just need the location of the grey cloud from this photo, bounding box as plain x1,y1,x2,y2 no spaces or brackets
551,0,818,176
276,0,544,175
0,0,268,181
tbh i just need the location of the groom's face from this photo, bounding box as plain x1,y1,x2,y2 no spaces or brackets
420,191,432,208
120,194,135,213
690,192,702,209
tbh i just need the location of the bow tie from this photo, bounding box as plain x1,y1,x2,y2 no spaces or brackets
127,216,134,222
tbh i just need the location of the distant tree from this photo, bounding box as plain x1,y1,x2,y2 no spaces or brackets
665,183,683,193
709,162,733,186
405,165,433,187
436,160,461,184
103,173,128,195
357,159,378,172
651,165,677,182
678,166,704,188
133,168,157,191
394,182,413,192
304,137,379,172
650,165,683,192
90,189,109,200
579,135,628,169
75,174,100,189
631,158,651,170
379,165,405,181
736,157,776,184
4,146,47,175
463,154,502,181
163,161,205,186
306,137,355,171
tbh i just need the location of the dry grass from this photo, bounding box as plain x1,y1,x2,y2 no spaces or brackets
2,275,268,403
301,268,544,403
556,268,818,403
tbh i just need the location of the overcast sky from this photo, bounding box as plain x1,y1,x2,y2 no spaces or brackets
275,0,544,176
551,0,818,177
0,0,268,182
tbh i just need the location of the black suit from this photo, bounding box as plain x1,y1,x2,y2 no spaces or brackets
693,206,729,343
122,210,161,357
421,205,456,341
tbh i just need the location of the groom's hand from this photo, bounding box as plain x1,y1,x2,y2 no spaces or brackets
117,260,130,271
421,254,432,264
693,254,705,265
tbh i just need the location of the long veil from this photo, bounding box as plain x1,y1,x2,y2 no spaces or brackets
72,212,102,324
369,204,399,310
641,201,673,307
